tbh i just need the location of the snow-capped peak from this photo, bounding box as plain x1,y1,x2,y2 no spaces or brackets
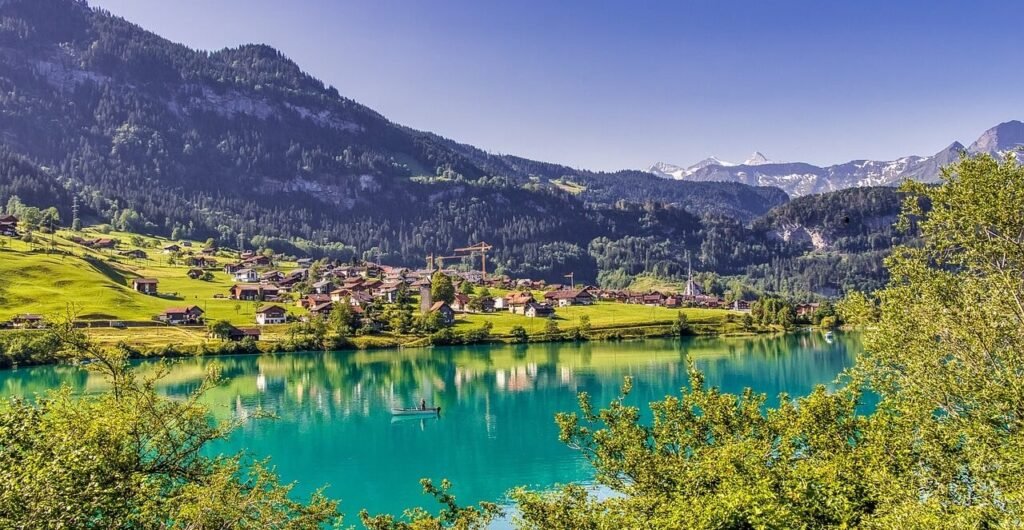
744,152,772,165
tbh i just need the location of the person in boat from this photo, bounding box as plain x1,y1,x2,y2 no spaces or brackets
420,398,426,410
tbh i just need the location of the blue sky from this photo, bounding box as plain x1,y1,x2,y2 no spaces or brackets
91,0,1023,171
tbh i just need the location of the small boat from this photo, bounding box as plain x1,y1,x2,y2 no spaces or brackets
390,406,441,416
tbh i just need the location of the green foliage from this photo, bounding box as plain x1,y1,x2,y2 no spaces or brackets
207,319,235,340
0,319,340,528
670,310,689,336
359,479,500,529
509,325,528,343
835,290,879,327
430,272,455,305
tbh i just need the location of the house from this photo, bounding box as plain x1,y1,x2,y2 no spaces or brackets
299,294,331,309
244,255,272,267
312,279,334,294
796,303,821,318
188,256,217,268
187,268,204,279
162,244,181,254
180,240,192,247
11,314,44,328
131,278,159,295
309,301,334,318
232,268,259,282
732,300,751,311
642,292,667,306
664,295,682,308
0,214,18,236
225,326,261,342
505,291,536,315
89,238,117,249
451,293,471,312
296,258,313,267
544,287,596,307
493,296,508,310
429,301,456,326
261,270,284,283
223,262,244,274
255,304,288,325
158,306,204,325
119,249,147,259
525,302,556,318
229,284,280,301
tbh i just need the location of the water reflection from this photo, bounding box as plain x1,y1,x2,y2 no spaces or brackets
0,331,861,521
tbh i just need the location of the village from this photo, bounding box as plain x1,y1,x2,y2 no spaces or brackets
0,213,813,349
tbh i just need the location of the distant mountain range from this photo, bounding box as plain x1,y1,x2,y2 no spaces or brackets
649,121,1024,196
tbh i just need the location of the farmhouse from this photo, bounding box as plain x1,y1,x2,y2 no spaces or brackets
505,291,536,315
451,293,471,312
131,278,159,295
158,306,204,325
544,287,596,307
119,249,147,259
255,304,288,325
525,302,556,318
11,314,44,328
162,244,181,254
232,268,259,282
429,301,456,326
187,256,217,268
225,326,261,342
229,284,280,301
0,214,18,236
187,268,204,279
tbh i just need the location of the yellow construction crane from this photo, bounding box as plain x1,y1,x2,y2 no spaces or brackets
453,241,493,280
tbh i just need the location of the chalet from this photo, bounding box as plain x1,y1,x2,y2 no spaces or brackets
493,296,508,310
261,270,284,283
506,291,536,315
240,250,255,259
296,258,313,267
232,268,259,282
429,301,456,326
312,279,334,294
255,304,288,325
732,300,751,311
525,302,556,318
544,287,596,307
376,287,400,303
641,292,666,306
162,244,181,254
158,306,204,325
451,293,471,312
244,255,272,267
187,256,217,268
200,246,217,255
361,264,384,278
187,268,204,279
119,249,147,259
278,269,307,287
229,284,280,302
225,326,261,342
180,241,192,247
299,294,332,308
11,314,44,329
223,262,244,274
88,238,117,249
664,295,682,308
309,301,334,318
0,214,18,236
795,303,821,318
131,278,159,295
349,291,374,307
329,289,352,303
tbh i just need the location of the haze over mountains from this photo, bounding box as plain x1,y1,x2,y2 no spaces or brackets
650,121,1024,197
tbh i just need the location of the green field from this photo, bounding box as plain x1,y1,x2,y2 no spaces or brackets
1,226,746,351
0,228,298,325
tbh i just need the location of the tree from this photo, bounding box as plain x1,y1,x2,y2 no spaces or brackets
670,311,689,336
0,317,340,528
544,317,561,339
329,301,355,339
430,272,455,304
835,291,878,327
509,325,528,343
207,319,235,340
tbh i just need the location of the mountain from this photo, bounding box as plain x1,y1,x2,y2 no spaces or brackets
0,0,794,285
651,122,1023,197
744,152,772,166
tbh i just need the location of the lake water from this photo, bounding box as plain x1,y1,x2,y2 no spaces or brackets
0,331,861,524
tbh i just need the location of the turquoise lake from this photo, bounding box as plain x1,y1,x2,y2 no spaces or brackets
0,331,861,524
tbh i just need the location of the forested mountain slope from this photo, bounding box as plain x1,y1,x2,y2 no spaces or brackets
0,0,909,293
